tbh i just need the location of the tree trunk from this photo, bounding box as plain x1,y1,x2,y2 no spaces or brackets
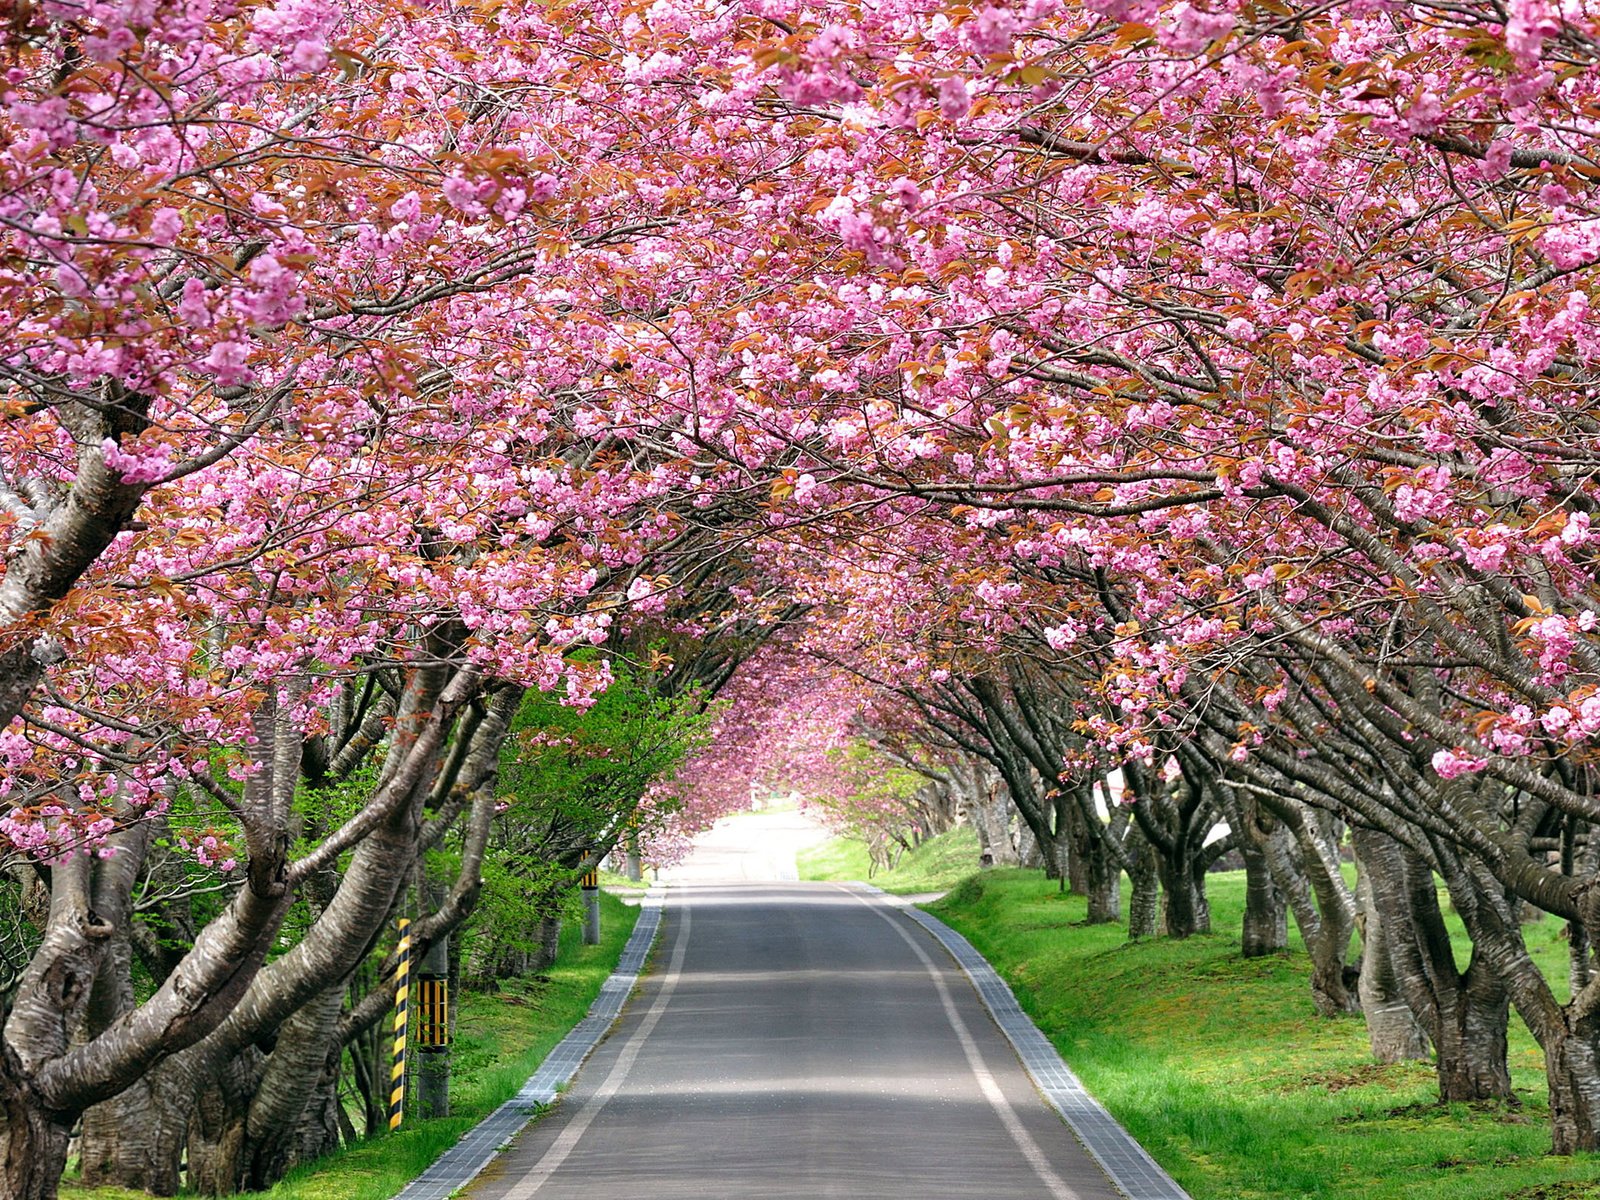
186,1049,264,1197
1450,865,1600,1152
0,1063,72,1200
1033,822,1070,888
1065,800,1090,896
1407,856,1514,1102
1543,1025,1600,1153
1489,894,1600,1150
1,852,130,1200
1432,953,1513,1102
970,781,1020,867
1126,762,1214,939
1158,852,1210,938
1085,852,1120,925
240,986,346,1190
1355,864,1430,1063
1571,917,1593,1000
0,677,474,1200
1015,825,1044,870
353,1020,386,1138
1292,810,1360,1016
1239,834,1287,957
77,1067,194,1194
1072,784,1124,925
625,833,642,883
288,1064,346,1166
533,915,562,972
79,821,181,1193
1353,825,1511,1100
1127,827,1160,939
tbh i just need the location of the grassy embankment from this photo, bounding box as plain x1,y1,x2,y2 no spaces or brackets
796,825,981,894
801,833,1600,1200
62,890,640,1200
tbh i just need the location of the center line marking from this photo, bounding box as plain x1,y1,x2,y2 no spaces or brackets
501,897,692,1199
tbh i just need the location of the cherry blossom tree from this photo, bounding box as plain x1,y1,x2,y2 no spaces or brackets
12,0,1600,1175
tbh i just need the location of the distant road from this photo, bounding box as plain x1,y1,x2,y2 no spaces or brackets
658,806,832,884
474,812,1123,1200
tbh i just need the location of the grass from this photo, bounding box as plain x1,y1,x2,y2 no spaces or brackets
63,891,640,1200
930,868,1600,1200
796,825,982,894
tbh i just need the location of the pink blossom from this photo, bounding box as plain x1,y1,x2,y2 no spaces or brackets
1506,0,1563,61
1432,749,1489,780
203,340,254,386
101,437,174,485
967,6,1022,53
937,76,971,120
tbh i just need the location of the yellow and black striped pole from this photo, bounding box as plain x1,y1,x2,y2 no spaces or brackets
389,917,412,1131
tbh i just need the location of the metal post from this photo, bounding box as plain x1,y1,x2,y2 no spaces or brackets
416,893,451,1118
581,869,601,945
388,918,411,1131
625,830,642,883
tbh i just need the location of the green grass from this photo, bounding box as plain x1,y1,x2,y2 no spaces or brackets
797,826,982,894
931,869,1600,1200
63,891,640,1200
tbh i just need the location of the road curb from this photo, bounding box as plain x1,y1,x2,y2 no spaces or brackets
867,887,1193,1200
389,887,667,1200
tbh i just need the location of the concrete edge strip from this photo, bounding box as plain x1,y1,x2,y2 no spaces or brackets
389,887,668,1200
865,886,1193,1200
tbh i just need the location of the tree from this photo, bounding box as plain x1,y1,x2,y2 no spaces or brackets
465,660,710,982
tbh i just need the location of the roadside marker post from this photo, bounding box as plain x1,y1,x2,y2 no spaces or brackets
419,960,451,1120
581,869,601,945
625,815,642,882
417,887,452,1119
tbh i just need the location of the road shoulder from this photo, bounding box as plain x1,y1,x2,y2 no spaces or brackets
386,887,666,1200
863,885,1194,1200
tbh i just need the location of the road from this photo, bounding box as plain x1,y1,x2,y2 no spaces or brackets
471,813,1123,1200
657,806,832,885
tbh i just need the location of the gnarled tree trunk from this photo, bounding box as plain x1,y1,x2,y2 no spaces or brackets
78,1066,196,1195
1286,806,1360,1016
186,1048,265,1197
1238,822,1287,958
1126,825,1161,939
1073,786,1125,925
1355,861,1430,1063
1354,826,1512,1101
1158,856,1210,939
0,1063,71,1200
238,987,347,1191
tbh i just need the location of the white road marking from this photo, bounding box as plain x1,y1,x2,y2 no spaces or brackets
842,886,1084,1200
500,899,692,1200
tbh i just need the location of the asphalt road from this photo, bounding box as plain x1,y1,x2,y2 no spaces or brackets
473,874,1124,1200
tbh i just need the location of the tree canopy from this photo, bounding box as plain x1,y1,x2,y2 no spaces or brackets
5,0,1600,1190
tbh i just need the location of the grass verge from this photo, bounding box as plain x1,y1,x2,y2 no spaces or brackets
930,869,1600,1200
63,890,641,1200
797,826,981,894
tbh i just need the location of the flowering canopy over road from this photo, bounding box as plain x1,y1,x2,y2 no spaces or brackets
5,0,1600,1189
